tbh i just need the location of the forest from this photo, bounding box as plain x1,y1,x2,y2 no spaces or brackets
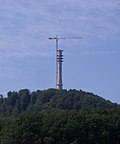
0,89,120,143
0,88,119,117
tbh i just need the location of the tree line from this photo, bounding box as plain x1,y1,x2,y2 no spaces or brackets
0,88,118,117
0,88,120,143
0,109,120,144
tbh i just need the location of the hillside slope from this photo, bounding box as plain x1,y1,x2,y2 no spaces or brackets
0,88,119,116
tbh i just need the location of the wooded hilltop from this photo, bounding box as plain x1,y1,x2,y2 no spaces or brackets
0,89,120,144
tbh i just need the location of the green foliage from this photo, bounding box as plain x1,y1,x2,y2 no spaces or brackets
0,89,119,117
0,109,120,144
0,88,120,143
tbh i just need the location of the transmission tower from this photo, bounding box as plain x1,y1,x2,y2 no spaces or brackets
49,35,81,90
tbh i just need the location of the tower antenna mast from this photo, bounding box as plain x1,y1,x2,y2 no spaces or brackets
49,35,65,90
49,35,82,90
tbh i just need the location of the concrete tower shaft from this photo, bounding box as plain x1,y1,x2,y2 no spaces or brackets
56,49,63,90
49,35,81,90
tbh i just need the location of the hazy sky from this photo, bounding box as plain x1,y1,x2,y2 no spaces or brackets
0,0,120,103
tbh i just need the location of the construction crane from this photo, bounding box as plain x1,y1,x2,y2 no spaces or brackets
49,35,82,90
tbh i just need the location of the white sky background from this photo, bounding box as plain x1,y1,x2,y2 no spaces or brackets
0,0,120,103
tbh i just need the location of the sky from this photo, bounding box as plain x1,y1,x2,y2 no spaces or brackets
0,0,120,103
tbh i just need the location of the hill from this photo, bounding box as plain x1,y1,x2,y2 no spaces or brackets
0,88,119,117
0,89,120,143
